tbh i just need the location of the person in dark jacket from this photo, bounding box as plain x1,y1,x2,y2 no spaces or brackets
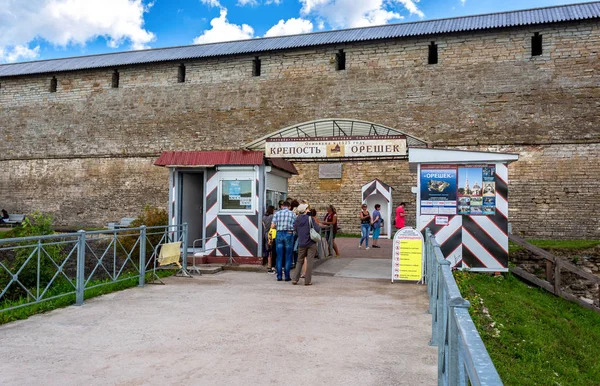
292,203,320,286
1,209,8,224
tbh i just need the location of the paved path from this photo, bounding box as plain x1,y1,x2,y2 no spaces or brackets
314,258,391,280
334,237,394,259
0,271,436,386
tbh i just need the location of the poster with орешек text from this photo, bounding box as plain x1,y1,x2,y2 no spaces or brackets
420,165,457,215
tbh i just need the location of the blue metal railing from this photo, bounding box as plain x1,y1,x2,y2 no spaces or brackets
424,228,503,386
0,224,188,313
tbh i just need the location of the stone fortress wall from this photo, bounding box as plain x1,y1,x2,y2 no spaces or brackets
0,20,598,238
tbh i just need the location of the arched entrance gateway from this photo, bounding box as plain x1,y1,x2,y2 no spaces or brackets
244,119,428,245
155,118,518,274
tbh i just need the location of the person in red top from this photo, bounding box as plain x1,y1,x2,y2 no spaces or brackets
395,202,406,230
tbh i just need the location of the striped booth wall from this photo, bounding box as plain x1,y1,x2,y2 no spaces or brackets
204,168,260,258
361,179,392,202
419,163,509,272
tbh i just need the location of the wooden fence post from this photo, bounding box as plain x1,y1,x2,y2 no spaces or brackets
546,260,554,284
554,259,562,297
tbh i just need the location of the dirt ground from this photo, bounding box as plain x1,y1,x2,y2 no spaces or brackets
0,271,436,386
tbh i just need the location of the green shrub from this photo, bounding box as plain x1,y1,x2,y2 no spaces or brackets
118,206,169,262
0,213,69,303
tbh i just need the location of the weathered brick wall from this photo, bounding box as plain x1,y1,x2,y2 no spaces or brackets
0,20,598,236
0,157,167,227
507,143,600,239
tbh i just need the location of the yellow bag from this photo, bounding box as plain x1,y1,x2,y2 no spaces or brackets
268,228,277,244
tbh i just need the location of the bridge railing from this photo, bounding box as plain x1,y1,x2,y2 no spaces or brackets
0,224,188,313
424,228,503,386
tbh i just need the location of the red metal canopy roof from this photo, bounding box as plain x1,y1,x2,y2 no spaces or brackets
154,151,264,167
154,150,297,174
268,158,298,175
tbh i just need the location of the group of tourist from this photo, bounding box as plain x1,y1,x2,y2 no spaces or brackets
262,198,407,285
261,199,338,285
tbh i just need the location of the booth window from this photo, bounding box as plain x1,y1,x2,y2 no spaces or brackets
266,190,287,207
220,179,254,212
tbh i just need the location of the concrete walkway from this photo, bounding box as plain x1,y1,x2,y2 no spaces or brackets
0,271,436,386
314,258,392,280
337,237,394,258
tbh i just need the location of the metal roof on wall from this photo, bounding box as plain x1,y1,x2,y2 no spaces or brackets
154,151,264,167
154,150,298,174
1,2,599,78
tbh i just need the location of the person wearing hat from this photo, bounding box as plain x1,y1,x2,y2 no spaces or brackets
292,203,320,286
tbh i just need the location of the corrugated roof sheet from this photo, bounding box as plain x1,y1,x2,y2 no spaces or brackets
1,2,599,77
268,158,298,175
154,151,264,167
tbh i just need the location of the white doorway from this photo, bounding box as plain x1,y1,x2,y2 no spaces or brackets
365,193,390,237
361,179,393,239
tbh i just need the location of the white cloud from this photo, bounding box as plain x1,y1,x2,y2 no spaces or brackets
237,0,258,5
300,0,424,29
265,0,282,4
300,0,330,14
397,0,424,18
0,45,41,63
460,0,466,5
200,0,221,7
264,18,313,37
193,8,254,44
0,0,155,63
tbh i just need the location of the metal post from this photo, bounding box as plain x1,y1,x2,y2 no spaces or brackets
437,283,447,384
328,227,334,257
182,223,188,270
75,230,86,306
139,226,146,287
37,239,41,301
448,298,471,386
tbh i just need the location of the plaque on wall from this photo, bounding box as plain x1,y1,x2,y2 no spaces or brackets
319,163,342,179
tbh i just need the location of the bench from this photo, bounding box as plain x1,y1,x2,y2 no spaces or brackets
2,214,25,227
107,217,137,230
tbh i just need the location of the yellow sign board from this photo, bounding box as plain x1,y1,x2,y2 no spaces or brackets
392,227,424,282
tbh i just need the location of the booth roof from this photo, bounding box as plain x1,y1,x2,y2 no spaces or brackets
268,158,298,175
154,151,265,167
154,150,297,174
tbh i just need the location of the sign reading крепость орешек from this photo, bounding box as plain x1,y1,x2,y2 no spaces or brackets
265,136,407,159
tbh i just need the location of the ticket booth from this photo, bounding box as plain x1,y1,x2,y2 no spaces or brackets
409,148,519,272
154,151,296,263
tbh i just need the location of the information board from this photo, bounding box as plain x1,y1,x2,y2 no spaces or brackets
392,227,424,282
420,165,457,215
420,164,497,216
266,136,407,159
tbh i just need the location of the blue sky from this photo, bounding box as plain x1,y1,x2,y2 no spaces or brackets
0,0,592,63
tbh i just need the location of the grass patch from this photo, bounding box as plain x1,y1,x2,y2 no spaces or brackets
0,269,175,325
509,239,600,253
455,271,600,385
